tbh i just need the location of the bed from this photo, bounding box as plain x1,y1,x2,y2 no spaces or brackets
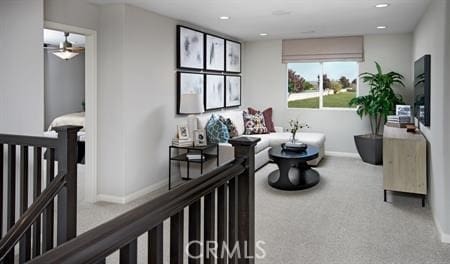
44,112,86,164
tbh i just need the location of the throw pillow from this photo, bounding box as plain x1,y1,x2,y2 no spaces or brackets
243,111,269,135
206,115,230,144
248,107,275,132
219,116,239,138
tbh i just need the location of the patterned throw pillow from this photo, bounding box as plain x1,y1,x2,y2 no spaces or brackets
248,107,275,132
243,111,269,135
219,116,239,138
206,115,230,144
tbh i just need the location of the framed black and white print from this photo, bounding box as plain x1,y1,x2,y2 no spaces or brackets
205,34,225,72
177,26,204,70
225,40,241,73
205,74,225,110
225,75,241,108
177,72,205,114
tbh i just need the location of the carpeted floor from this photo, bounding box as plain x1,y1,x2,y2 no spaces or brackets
77,156,450,263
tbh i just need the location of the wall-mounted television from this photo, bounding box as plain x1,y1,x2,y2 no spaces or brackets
414,55,431,127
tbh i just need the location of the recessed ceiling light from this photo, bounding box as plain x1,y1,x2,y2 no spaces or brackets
259,33,268,36
377,25,388,29
219,16,230,20
375,3,390,8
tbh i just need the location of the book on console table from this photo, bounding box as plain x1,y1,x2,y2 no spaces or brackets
186,154,205,161
385,122,413,128
172,138,193,147
387,115,411,123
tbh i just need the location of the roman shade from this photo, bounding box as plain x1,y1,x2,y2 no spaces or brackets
282,36,364,63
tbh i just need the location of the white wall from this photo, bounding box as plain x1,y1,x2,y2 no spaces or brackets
44,52,85,128
413,0,450,241
243,34,413,154
0,0,44,136
44,0,99,31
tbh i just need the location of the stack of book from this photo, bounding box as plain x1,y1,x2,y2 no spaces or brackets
172,138,193,147
386,115,412,128
186,154,205,161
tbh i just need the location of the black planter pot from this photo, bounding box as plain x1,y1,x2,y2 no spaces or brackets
354,134,383,165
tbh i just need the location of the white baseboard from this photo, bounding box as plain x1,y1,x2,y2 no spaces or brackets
432,210,450,243
97,179,167,204
325,151,360,159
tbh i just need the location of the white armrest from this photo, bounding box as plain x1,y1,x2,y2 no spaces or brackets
274,126,284,133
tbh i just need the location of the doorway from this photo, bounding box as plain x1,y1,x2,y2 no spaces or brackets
44,21,98,203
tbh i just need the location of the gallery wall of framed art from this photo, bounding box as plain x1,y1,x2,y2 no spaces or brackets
176,25,242,114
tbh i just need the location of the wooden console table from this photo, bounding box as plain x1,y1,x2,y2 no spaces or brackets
383,126,427,206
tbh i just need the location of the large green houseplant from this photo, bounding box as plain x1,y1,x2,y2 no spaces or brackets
349,62,405,165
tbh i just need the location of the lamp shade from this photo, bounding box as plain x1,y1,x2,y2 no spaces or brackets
179,93,205,114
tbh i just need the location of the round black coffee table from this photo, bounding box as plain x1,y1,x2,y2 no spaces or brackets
268,145,320,190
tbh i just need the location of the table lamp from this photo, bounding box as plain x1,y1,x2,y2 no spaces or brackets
179,93,205,138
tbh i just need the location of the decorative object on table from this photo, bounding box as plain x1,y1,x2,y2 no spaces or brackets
225,39,241,73
205,34,225,72
281,142,307,152
177,124,190,140
205,74,225,110
243,111,269,135
172,138,193,147
219,116,239,138
248,107,275,132
288,119,309,143
206,114,230,143
396,105,411,117
193,129,207,146
349,61,405,165
225,75,241,107
177,25,204,70
386,115,412,128
406,124,417,133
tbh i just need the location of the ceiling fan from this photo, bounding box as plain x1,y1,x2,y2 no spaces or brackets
44,32,84,60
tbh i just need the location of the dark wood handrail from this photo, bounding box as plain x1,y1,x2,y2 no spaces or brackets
28,158,247,264
0,173,66,260
0,134,58,148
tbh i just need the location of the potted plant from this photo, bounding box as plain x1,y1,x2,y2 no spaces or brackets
349,62,405,165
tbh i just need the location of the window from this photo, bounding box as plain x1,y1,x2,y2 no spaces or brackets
288,61,359,109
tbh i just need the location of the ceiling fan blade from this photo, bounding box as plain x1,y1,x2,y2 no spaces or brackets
66,47,85,52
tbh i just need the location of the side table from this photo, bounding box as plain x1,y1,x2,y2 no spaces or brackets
168,143,219,190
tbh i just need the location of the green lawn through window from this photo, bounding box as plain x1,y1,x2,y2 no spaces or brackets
288,92,356,108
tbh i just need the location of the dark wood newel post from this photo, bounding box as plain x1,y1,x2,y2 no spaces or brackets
54,126,81,245
229,137,260,264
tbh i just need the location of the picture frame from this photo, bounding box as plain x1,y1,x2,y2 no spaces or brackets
193,129,207,146
225,39,241,73
396,105,411,117
225,75,241,108
205,34,225,72
177,72,205,114
177,25,204,70
205,74,225,111
177,124,190,140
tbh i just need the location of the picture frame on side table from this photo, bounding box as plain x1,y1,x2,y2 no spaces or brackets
194,129,207,146
205,74,225,110
205,34,225,72
396,105,411,117
178,124,190,140
177,72,205,114
225,75,241,108
177,25,204,70
225,39,241,73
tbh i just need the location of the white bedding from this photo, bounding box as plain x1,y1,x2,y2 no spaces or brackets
48,112,85,131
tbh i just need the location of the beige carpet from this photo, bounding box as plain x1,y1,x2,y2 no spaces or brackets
75,156,450,263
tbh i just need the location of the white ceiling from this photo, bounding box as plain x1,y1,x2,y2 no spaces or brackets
91,0,431,41
43,29,85,46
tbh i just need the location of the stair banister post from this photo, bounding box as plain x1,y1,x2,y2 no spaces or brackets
229,136,260,264
54,126,81,245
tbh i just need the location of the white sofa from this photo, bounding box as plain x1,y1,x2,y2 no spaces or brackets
192,110,325,171
181,109,326,178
